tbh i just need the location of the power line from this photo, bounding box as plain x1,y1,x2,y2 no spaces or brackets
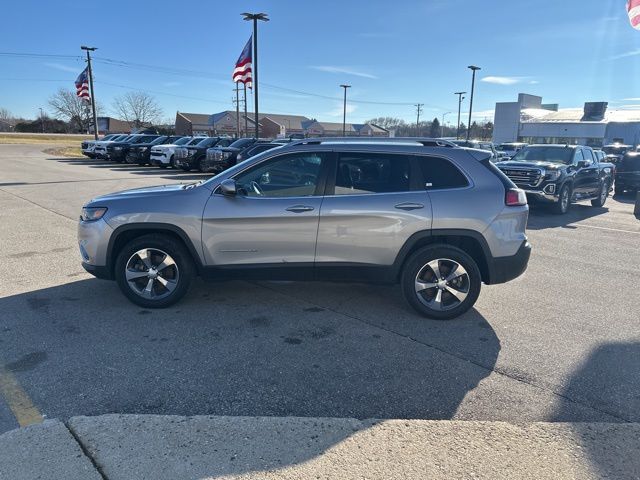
0,50,448,109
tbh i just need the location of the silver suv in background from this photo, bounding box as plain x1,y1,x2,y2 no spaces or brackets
78,138,531,320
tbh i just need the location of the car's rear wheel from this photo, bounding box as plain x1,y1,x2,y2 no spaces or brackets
553,184,571,214
169,155,175,168
115,234,195,308
591,181,609,207
401,245,481,320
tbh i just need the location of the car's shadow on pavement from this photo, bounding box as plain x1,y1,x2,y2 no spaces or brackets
552,341,640,478
0,278,501,426
526,203,609,230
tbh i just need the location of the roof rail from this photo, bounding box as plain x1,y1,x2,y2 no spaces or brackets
285,137,458,148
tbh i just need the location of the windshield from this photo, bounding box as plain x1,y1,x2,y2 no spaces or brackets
603,145,630,155
188,137,206,145
229,138,255,149
133,135,158,144
150,136,169,145
511,146,574,164
196,137,218,147
173,137,191,145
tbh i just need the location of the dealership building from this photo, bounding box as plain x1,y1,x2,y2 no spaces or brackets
493,93,640,147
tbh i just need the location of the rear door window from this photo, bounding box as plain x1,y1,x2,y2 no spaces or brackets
415,156,469,189
334,153,410,195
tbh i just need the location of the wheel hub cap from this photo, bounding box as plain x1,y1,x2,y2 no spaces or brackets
125,248,179,300
414,258,470,311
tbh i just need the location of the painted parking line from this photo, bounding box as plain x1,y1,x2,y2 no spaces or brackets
576,223,640,235
0,366,43,427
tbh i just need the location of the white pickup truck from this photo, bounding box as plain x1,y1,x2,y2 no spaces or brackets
81,134,120,158
92,134,131,159
150,136,205,168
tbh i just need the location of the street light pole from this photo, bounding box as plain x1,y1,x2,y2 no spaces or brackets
466,66,481,141
415,103,423,134
242,12,269,139
454,91,466,139
441,112,451,138
39,108,44,133
340,84,351,136
81,46,99,140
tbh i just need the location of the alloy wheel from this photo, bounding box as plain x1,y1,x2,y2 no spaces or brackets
414,258,470,311
125,248,179,300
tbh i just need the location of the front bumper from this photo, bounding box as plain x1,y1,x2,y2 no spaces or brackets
150,152,170,165
515,182,560,204
174,155,198,169
77,217,114,276
486,240,532,285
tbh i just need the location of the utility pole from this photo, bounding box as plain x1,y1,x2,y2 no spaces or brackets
39,108,44,133
454,91,466,139
441,112,451,138
81,46,99,140
415,103,423,134
466,66,481,141
234,83,240,138
242,12,269,139
243,84,248,137
340,84,351,136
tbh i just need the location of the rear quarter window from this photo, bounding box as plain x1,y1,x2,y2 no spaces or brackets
414,156,469,189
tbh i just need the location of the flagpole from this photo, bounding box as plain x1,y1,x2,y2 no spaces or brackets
81,45,99,140
235,82,240,138
242,13,269,139
243,84,248,137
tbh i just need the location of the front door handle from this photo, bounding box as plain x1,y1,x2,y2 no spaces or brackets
395,202,424,211
286,205,315,213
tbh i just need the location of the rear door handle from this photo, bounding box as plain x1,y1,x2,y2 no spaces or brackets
394,202,424,211
286,205,315,213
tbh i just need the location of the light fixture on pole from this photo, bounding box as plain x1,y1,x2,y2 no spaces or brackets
441,112,451,138
81,45,99,140
454,91,466,139
466,66,481,141
340,84,351,136
241,12,269,139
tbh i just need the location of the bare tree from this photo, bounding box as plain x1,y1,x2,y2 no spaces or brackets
48,88,101,133
0,107,12,121
112,91,163,129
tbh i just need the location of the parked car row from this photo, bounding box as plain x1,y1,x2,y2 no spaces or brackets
82,134,289,173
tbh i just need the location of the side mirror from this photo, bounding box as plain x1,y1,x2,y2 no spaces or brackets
577,160,591,168
219,179,237,196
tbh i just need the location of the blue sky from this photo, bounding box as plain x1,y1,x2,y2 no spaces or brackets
1,0,639,126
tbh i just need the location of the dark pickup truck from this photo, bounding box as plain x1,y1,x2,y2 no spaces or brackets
497,144,614,214
202,138,279,173
173,137,233,172
615,152,640,195
106,134,159,163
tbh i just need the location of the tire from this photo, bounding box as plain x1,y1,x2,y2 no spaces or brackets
401,245,482,320
591,181,609,207
552,184,571,214
158,165,167,169
114,234,195,308
196,156,206,173
180,165,190,172
169,155,175,168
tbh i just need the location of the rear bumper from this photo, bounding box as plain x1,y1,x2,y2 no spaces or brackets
486,240,532,285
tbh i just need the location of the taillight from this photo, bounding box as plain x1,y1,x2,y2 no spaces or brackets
505,188,527,206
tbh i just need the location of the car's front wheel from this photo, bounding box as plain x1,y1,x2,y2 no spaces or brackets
553,184,571,214
591,180,609,207
115,234,195,308
401,245,481,320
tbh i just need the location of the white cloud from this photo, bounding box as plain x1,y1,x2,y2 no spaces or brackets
310,66,378,79
610,49,640,60
44,62,81,73
623,97,640,101
162,81,181,88
481,76,537,86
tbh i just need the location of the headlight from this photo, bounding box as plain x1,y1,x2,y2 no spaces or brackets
545,170,561,181
80,207,108,222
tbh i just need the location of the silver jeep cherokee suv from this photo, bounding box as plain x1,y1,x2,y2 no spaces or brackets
78,138,531,319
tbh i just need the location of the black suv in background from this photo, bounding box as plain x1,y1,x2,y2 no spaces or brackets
602,143,632,165
125,136,184,165
615,152,640,195
498,144,614,214
174,137,233,172
203,138,279,173
107,135,159,163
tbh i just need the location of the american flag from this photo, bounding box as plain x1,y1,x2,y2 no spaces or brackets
232,36,252,88
628,0,640,30
75,66,91,102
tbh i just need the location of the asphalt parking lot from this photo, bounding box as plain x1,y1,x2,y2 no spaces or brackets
1,143,639,436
